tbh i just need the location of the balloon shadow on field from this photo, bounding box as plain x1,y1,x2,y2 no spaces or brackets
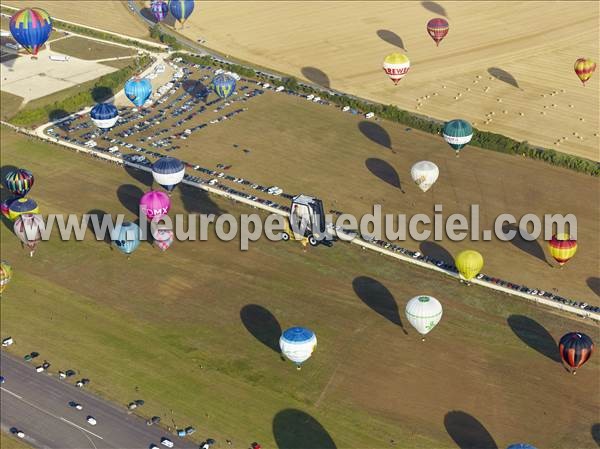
273,409,337,449
421,1,448,18
124,163,154,188
420,241,454,265
352,276,408,334
358,121,392,150
117,184,144,217
183,79,209,100
301,67,330,89
48,109,69,122
91,86,115,103
587,277,600,298
487,68,520,89
591,423,600,447
85,209,112,245
240,304,282,353
139,7,156,23
502,223,551,267
444,411,497,449
178,183,224,216
365,158,404,192
376,30,406,50
507,315,561,363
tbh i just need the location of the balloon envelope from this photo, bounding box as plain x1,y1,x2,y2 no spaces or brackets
410,161,439,192
1,198,15,219
548,233,577,265
427,18,449,46
405,295,443,336
13,214,44,251
153,227,174,251
559,332,593,371
280,327,317,366
125,78,152,107
5,168,34,197
90,103,119,129
151,0,169,22
169,0,195,24
574,58,596,85
443,119,473,153
8,197,39,221
211,73,237,99
9,8,52,55
140,190,171,221
455,250,484,281
152,157,185,192
0,260,12,294
506,445,538,449
383,52,410,85
111,222,141,255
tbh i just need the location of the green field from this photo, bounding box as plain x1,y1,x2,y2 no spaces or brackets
49,36,136,60
0,432,33,449
1,128,598,448
0,91,24,121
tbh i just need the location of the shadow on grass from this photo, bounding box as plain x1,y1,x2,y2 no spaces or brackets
240,304,282,353
178,183,224,216
358,121,392,150
91,86,114,103
352,276,407,334
591,423,600,447
273,409,337,449
48,109,69,122
502,223,551,267
301,67,330,89
421,1,448,17
444,411,497,449
507,315,561,363
117,184,144,217
365,158,404,192
587,277,600,298
85,209,112,245
487,67,520,89
420,241,454,265
124,164,154,188
376,29,406,50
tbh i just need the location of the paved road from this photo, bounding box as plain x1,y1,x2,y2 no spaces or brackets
0,351,198,449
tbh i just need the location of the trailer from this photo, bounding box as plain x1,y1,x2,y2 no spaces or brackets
286,194,333,246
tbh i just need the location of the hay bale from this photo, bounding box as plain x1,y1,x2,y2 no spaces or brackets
569,104,574,108
503,110,508,114
579,117,585,122
519,112,525,116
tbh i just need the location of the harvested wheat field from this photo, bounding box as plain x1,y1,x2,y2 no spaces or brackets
170,1,599,161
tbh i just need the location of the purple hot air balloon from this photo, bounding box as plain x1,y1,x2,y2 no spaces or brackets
151,0,169,22
140,190,171,222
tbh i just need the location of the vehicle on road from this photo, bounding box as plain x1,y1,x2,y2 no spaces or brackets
68,401,83,410
10,428,25,438
161,437,174,447
86,416,97,426
0,375,4,383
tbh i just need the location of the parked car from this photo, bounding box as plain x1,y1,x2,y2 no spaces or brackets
86,416,97,426
68,401,83,410
161,438,174,448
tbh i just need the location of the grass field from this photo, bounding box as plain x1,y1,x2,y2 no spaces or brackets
0,432,33,449
0,91,23,120
49,36,136,60
1,128,599,448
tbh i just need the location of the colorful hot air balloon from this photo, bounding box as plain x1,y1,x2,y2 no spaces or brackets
1,198,15,219
0,261,12,294
140,190,171,221
5,168,34,197
14,214,44,257
559,332,594,374
383,53,410,85
574,58,596,86
427,18,449,46
90,103,119,129
455,250,484,281
153,227,174,251
169,0,195,26
410,161,439,192
111,221,141,256
152,157,185,193
506,445,538,449
443,119,473,156
548,233,577,266
9,8,53,56
280,327,317,369
211,73,237,99
124,77,152,108
8,197,39,221
151,0,169,22
405,295,443,340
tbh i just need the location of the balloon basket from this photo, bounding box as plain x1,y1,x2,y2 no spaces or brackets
296,365,301,371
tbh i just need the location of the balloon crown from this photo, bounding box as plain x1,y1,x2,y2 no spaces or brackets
418,296,430,302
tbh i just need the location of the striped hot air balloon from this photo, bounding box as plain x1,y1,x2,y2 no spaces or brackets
455,250,484,281
152,157,185,193
8,197,39,221
5,168,34,197
559,332,593,374
14,214,44,257
280,327,317,369
427,18,449,46
1,198,15,219
153,227,174,251
574,58,596,86
90,103,119,129
548,233,577,266
383,53,410,85
443,119,473,156
0,261,12,295
151,0,169,22
9,7,52,56
124,77,152,108
169,0,195,26
211,73,237,99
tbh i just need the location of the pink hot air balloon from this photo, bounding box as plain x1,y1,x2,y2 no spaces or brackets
153,227,174,251
140,190,170,221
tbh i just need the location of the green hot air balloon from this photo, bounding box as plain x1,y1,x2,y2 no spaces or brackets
443,119,473,156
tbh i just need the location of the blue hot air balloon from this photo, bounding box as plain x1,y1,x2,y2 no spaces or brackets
279,327,317,369
211,73,237,99
9,8,53,56
152,157,185,193
111,222,141,255
124,77,152,108
506,445,538,449
90,103,119,129
169,0,195,26
151,0,169,22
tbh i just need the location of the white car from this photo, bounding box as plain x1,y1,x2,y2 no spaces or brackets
161,438,174,448
17,431,25,439
86,416,97,426
208,179,218,186
150,445,160,449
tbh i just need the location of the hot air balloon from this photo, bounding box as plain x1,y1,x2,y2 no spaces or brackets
211,73,237,99
14,214,44,257
280,327,317,369
8,197,39,221
443,119,473,156
559,332,593,374
140,190,171,221
455,250,484,281
574,58,596,86
405,295,443,340
111,221,141,256
5,168,34,197
0,261,12,294
427,18,449,46
9,8,52,56
548,233,577,266
169,0,195,26
383,53,410,85
410,161,439,192
153,227,174,251
1,198,15,219
90,103,119,129
151,0,169,22
124,77,152,108
152,157,185,193
506,445,538,449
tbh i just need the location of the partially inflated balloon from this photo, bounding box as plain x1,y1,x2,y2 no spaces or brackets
0,261,12,294
9,8,52,56
5,168,34,197
152,157,185,192
125,77,152,107
548,233,577,266
111,222,141,255
280,327,317,369
574,58,596,86
151,0,169,22
443,119,473,155
140,190,171,221
427,18,449,46
410,161,439,192
14,214,44,256
211,73,237,99
455,250,484,281
559,332,593,373
90,103,119,129
8,197,39,221
405,295,442,338
169,0,195,25
383,53,410,85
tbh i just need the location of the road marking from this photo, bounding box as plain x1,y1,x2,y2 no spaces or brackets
1,387,22,399
60,418,103,440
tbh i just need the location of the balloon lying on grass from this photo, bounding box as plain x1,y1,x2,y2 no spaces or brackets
169,0,195,25
140,190,171,222
443,119,473,156
151,0,169,22
548,233,577,266
558,332,593,374
383,52,410,85
211,73,237,99
5,168,34,197
153,227,174,252
405,295,443,340
455,250,484,281
125,77,152,108
280,327,317,369
426,18,449,46
9,7,53,56
111,222,141,256
90,103,119,129
152,157,185,193
14,214,44,257
0,261,12,294
8,197,39,221
574,58,596,86
410,161,439,192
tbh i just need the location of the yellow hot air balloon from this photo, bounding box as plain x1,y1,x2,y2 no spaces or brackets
574,58,596,86
383,53,410,85
1,261,12,294
455,250,484,281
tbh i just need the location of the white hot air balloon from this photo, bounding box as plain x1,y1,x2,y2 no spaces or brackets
411,161,439,192
279,327,317,370
405,295,443,340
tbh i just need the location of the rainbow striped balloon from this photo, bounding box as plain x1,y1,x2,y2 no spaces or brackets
548,233,577,266
9,8,53,56
574,58,596,86
5,168,34,197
